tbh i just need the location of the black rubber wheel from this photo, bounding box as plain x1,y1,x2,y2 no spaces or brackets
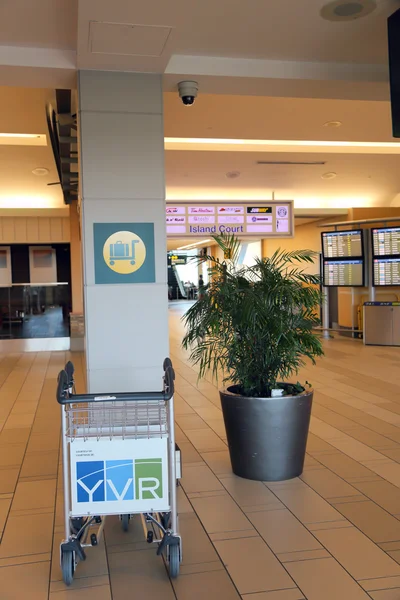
121,514,130,532
168,544,180,579
61,550,74,586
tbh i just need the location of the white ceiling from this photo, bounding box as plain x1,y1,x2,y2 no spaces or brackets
0,1,399,211
0,0,396,100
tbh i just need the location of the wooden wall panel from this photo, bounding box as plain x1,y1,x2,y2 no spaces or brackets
0,217,70,243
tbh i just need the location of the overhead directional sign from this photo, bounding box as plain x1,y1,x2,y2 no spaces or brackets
166,201,294,238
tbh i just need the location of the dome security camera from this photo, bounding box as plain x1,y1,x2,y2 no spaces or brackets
178,81,198,106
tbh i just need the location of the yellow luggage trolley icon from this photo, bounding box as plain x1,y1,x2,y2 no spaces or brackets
109,240,139,266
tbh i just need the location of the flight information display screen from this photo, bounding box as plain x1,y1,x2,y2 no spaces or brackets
322,230,363,259
373,258,400,286
323,260,364,287
372,227,400,257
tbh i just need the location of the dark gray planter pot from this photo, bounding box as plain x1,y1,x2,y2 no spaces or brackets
220,386,313,482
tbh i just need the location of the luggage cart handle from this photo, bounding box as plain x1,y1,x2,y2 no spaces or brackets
56,360,175,405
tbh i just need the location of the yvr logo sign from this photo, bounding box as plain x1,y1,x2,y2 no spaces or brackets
76,458,163,503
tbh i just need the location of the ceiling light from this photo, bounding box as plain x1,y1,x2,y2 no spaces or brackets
321,172,337,179
32,168,49,177
165,138,400,155
0,133,47,146
177,239,212,250
226,171,240,179
257,161,326,165
0,133,40,138
323,121,342,128
320,0,377,21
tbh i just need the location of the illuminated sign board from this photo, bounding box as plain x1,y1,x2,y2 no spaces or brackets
166,202,294,238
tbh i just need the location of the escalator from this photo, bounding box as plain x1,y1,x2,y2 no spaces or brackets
168,265,187,300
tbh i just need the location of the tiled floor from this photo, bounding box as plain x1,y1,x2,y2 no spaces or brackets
2,303,400,598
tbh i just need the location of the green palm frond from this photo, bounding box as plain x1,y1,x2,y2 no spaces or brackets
182,233,324,397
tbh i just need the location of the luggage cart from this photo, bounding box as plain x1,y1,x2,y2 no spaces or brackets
109,239,139,266
56,358,181,586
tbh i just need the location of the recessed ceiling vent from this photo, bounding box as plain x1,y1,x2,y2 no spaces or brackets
89,21,172,57
321,0,377,21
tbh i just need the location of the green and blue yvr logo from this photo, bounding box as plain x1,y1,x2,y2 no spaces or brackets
76,458,163,503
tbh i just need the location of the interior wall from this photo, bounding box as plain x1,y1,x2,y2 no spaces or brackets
0,216,70,243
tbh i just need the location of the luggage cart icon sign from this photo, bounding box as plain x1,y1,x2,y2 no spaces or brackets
109,240,139,266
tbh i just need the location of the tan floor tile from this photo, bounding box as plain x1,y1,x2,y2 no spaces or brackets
49,585,112,600
333,500,400,543
0,497,11,532
50,575,109,592
359,575,400,591
184,428,227,453
12,479,56,513
361,459,400,487
214,537,295,594
179,512,221,567
307,432,337,455
248,509,322,554
210,529,259,541
342,427,399,450
178,441,203,465
277,549,330,563
314,526,400,580
370,590,400,600
220,475,282,510
205,419,227,438
0,561,50,600
242,591,304,600
176,414,209,431
190,492,252,535
0,443,26,468
19,450,58,479
286,557,371,599
177,485,194,514
307,519,353,531
27,433,60,454
201,451,233,476
266,479,342,525
181,464,224,494
172,568,241,600
353,479,400,515
0,512,53,558
300,468,360,499
0,468,19,494
315,452,377,481
378,447,400,463
108,547,175,600
4,413,35,429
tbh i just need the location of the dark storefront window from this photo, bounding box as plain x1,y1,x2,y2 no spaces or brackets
0,244,72,339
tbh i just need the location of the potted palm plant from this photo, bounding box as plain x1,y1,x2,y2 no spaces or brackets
182,234,323,481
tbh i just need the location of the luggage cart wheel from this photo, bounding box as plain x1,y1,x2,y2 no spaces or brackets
121,514,130,532
147,530,154,544
61,550,74,586
168,544,180,579
90,533,98,546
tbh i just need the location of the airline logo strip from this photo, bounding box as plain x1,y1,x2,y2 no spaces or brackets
165,202,293,238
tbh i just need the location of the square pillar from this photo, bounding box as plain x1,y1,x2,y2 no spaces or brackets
78,71,168,392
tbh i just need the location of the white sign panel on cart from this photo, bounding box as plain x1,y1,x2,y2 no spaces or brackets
70,437,169,516
166,201,294,238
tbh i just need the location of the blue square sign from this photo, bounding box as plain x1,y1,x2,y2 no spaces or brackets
94,223,156,285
